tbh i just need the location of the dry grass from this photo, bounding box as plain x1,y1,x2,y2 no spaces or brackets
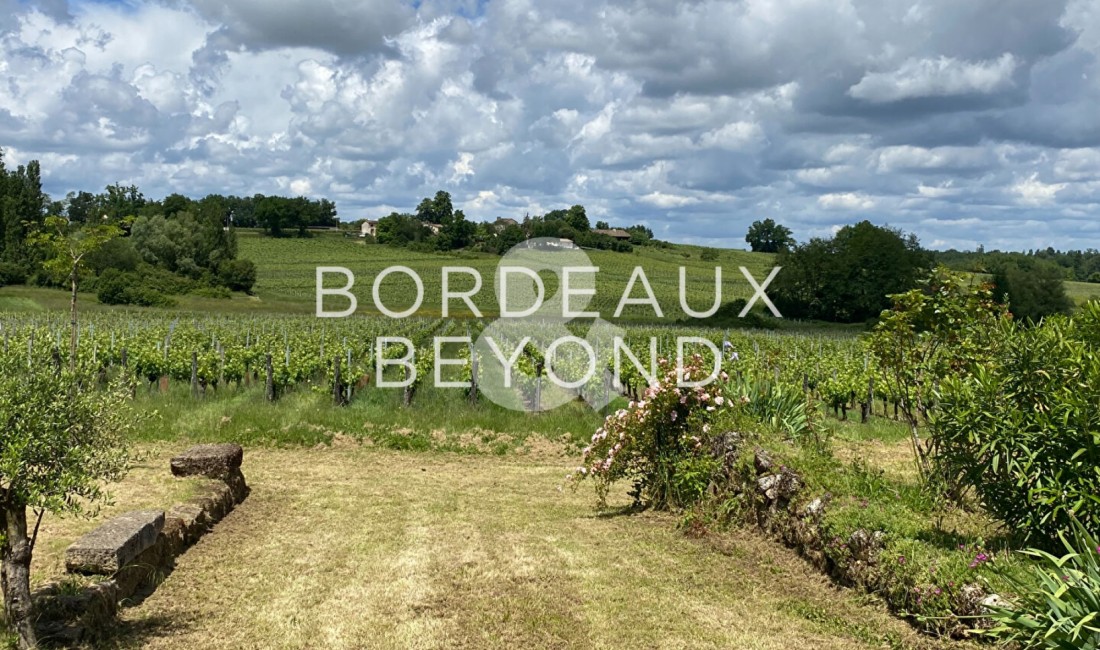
12,445,961,649
833,437,921,484
31,445,205,585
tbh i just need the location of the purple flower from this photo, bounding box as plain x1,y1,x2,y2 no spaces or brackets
898,556,907,565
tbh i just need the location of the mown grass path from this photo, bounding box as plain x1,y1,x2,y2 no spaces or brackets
76,445,964,649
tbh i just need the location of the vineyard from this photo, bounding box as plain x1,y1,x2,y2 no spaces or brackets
0,308,904,435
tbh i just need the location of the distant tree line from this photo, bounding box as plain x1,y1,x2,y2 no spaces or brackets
368,190,658,255
934,247,1100,284
0,148,259,306
57,187,338,236
756,219,1077,325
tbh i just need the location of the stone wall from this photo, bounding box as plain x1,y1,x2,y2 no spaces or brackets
33,444,249,645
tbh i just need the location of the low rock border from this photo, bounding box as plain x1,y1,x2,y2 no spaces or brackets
713,433,997,639
32,444,249,645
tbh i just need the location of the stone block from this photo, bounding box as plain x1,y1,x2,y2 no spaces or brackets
65,511,165,575
170,443,243,480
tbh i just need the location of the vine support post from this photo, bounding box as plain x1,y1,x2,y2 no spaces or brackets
333,355,347,406
469,346,479,405
402,364,413,407
265,353,275,402
190,351,199,398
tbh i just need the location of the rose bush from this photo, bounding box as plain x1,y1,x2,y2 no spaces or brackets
571,355,736,509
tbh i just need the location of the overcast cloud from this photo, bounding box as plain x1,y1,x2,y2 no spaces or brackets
1,0,1099,250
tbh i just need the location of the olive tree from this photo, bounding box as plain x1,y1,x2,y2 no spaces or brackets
27,215,125,370
0,360,133,648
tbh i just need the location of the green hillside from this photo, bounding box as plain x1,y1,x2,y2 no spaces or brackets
237,230,777,321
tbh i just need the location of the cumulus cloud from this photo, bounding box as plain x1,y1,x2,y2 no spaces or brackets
818,192,876,210
1013,173,1068,205
0,0,1096,251
848,54,1018,103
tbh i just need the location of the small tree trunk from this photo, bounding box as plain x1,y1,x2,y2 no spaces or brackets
69,270,79,372
2,505,37,648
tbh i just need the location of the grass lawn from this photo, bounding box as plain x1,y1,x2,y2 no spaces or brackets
29,444,961,650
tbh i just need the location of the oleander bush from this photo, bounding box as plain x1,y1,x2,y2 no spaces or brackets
933,305,1100,549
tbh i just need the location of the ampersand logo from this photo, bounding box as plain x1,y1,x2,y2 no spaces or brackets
473,238,626,412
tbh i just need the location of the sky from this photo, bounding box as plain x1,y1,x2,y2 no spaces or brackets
1,0,1099,251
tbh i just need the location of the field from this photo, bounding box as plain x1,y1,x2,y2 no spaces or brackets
29,443,953,650
1066,279,1100,306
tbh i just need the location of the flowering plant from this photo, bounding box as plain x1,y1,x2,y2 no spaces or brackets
571,355,734,509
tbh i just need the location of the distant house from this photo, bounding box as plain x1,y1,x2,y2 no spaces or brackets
522,238,575,250
426,222,443,235
360,220,378,238
594,228,631,241
493,217,519,231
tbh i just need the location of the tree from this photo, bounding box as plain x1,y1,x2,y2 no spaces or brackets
28,216,126,369
772,220,930,323
745,218,794,253
626,224,653,245
0,151,47,270
0,361,134,648
435,209,475,251
868,267,1009,484
64,191,96,224
595,220,610,230
375,212,429,246
98,183,145,221
161,193,191,218
415,190,453,224
316,198,338,227
254,196,297,237
219,259,257,292
564,205,589,232
991,259,1072,323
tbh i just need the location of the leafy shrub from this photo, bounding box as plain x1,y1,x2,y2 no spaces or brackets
83,236,139,274
218,258,256,292
981,519,1100,649
571,355,735,509
95,269,175,307
991,258,1073,324
933,307,1100,548
0,262,26,286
